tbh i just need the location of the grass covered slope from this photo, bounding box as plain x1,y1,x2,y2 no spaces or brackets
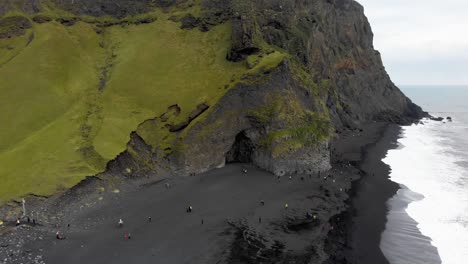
96,19,243,159
0,12,287,203
0,21,106,203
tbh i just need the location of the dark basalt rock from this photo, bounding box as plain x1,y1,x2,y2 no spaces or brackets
134,17,156,25
0,16,32,39
430,116,444,122
180,13,201,29
169,103,209,132
0,0,41,16
32,15,52,23
226,14,260,62
56,17,80,26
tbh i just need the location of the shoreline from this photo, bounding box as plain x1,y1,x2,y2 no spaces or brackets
342,122,441,264
327,123,402,264
345,124,401,264
381,184,441,264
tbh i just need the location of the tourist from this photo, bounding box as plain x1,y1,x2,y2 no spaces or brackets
56,231,65,240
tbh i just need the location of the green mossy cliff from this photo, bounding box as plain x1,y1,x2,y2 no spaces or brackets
0,0,424,203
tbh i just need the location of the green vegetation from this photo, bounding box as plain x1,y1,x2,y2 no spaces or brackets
266,111,331,157
0,21,106,203
290,60,330,97
250,92,332,158
103,19,246,157
0,8,288,203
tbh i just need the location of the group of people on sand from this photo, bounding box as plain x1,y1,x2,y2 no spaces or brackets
48,167,336,242
15,217,37,227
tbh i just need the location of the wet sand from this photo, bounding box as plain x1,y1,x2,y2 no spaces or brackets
381,185,441,264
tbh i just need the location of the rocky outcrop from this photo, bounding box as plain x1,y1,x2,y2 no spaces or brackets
166,62,332,176
0,0,41,16
169,103,210,132
0,16,32,39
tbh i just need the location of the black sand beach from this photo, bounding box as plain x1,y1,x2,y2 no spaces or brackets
339,124,401,264
0,123,412,264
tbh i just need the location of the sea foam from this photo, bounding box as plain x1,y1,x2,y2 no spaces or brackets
382,117,468,264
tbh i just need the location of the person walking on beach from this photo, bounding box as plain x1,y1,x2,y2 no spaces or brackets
148,216,152,223
56,231,66,240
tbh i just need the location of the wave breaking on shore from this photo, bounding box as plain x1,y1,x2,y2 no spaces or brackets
382,117,468,264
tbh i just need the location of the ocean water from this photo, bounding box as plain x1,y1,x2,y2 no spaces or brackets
381,86,468,264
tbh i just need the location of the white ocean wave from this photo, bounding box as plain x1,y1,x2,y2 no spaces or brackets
382,117,468,264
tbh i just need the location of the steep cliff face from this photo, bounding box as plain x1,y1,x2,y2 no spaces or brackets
161,0,424,176
0,0,424,202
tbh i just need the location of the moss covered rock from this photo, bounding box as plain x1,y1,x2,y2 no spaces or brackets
0,16,31,39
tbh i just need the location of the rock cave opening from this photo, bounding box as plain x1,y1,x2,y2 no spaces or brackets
226,131,255,163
